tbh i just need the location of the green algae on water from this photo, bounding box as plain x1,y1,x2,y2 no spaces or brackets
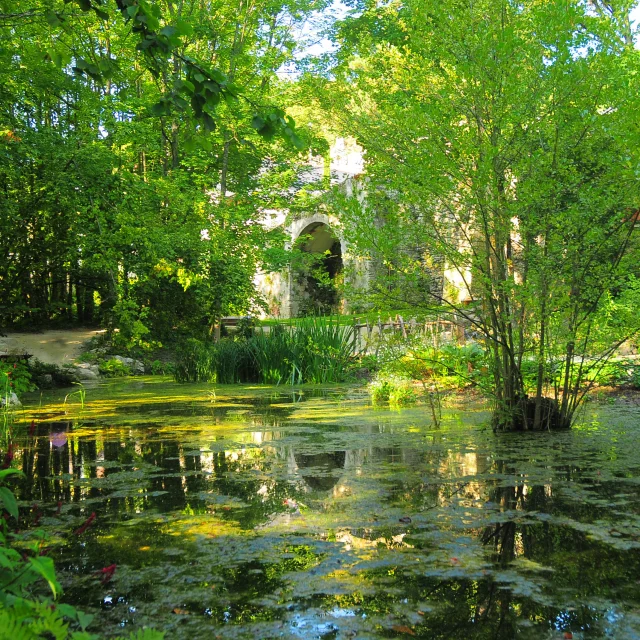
13,380,640,639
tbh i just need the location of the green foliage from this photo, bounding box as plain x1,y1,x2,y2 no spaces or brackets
378,340,489,391
175,317,358,385
1,362,35,397
0,0,329,338
99,359,132,378
149,360,174,375
325,0,640,429
369,373,417,407
27,359,77,389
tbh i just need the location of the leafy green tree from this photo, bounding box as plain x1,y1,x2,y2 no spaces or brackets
323,0,640,429
0,0,327,341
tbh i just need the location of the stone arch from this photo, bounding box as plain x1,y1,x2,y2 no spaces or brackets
288,214,346,317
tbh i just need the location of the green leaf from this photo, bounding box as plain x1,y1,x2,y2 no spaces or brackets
160,26,178,38
0,486,19,520
57,603,79,619
126,5,139,17
172,95,188,110
48,50,63,68
251,115,265,131
210,69,227,84
175,19,194,36
45,10,64,27
144,13,160,31
0,468,23,481
183,136,196,153
76,610,94,631
29,556,61,598
202,113,216,132
150,101,170,116
181,79,195,93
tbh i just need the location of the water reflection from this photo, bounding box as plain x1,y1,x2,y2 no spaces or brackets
13,383,640,638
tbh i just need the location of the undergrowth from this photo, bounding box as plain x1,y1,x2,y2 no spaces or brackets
174,317,358,384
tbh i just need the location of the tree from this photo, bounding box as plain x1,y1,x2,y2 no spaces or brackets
322,0,640,429
0,0,326,340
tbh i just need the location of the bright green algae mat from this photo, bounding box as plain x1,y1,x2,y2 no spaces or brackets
11,379,640,639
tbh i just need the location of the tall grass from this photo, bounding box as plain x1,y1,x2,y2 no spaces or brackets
175,317,358,385
174,338,252,383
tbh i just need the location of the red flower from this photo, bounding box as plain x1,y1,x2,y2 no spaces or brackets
95,564,116,585
74,512,96,536
2,443,14,469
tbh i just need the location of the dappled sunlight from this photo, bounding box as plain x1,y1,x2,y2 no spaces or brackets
10,380,640,638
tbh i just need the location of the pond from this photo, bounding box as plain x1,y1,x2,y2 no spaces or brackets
12,380,640,639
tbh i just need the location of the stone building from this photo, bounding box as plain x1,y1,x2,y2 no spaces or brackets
254,138,471,318
254,138,371,318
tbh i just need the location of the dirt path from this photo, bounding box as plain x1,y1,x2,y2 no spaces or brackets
0,329,105,366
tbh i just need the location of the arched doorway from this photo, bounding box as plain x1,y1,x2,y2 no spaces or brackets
292,221,343,316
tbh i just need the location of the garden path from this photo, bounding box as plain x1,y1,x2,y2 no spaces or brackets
0,329,104,365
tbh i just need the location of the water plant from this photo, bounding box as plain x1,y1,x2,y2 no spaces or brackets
99,358,132,378
0,458,163,639
369,372,417,406
175,317,358,385
64,383,86,410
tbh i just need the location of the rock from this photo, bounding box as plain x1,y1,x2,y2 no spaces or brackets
76,363,100,373
112,355,145,375
74,367,99,381
42,374,53,385
1,392,21,407
131,360,145,375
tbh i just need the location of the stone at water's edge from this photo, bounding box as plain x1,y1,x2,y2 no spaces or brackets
1,391,21,407
72,362,100,380
112,355,145,375
73,367,99,381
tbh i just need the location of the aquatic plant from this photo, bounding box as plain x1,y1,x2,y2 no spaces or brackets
175,317,358,385
63,383,86,410
174,338,253,383
249,326,297,384
369,372,417,406
0,464,164,639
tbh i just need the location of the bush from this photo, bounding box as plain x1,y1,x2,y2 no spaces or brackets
149,359,174,375
1,361,35,398
631,365,640,389
28,359,77,389
99,358,132,378
369,373,417,406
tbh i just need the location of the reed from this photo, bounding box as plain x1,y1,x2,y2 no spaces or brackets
175,317,359,385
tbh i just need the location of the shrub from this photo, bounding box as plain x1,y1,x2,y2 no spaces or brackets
1,361,35,398
631,365,640,389
28,359,76,389
99,358,132,378
149,359,174,375
369,373,417,406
